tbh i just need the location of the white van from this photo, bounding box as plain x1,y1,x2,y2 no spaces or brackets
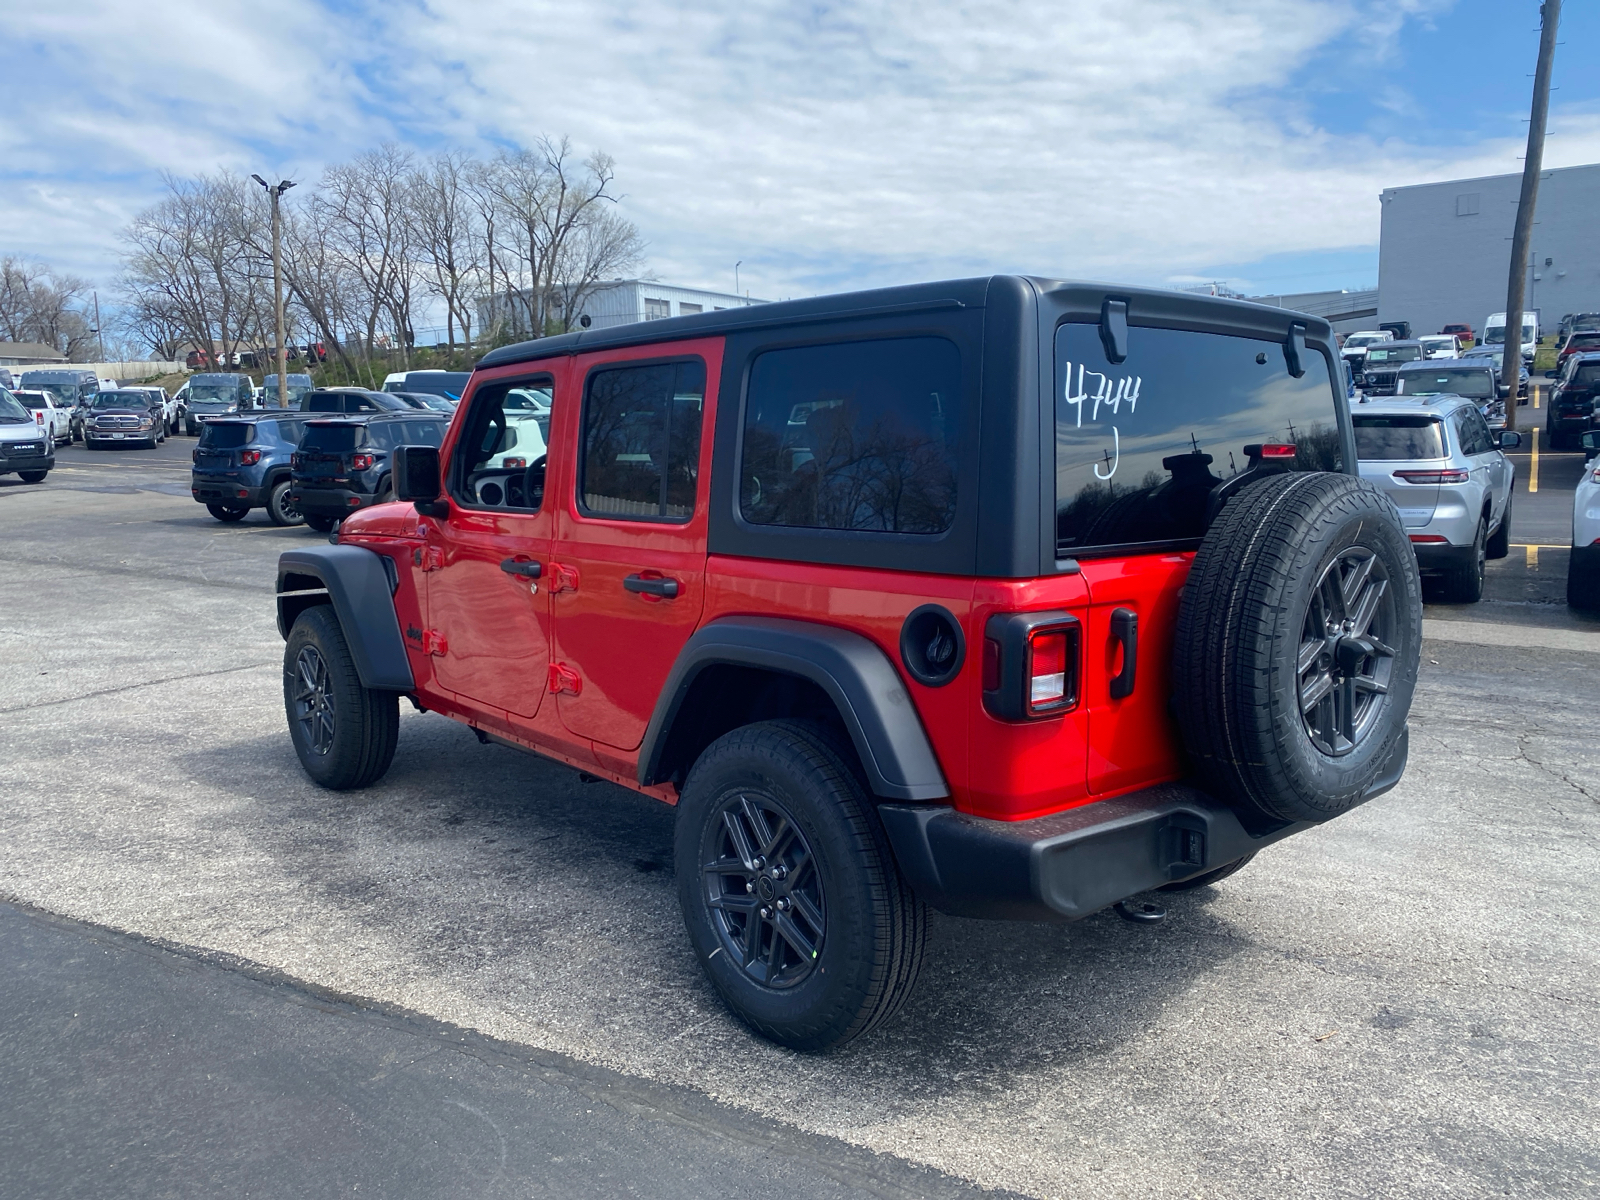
1484,311,1539,361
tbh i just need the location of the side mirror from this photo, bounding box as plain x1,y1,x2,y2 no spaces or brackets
1498,385,1511,398
394,445,447,517
1545,369,1559,378
1498,431,1522,450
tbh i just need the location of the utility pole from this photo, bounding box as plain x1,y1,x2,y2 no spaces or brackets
92,291,104,362
252,174,296,408
1501,0,1561,432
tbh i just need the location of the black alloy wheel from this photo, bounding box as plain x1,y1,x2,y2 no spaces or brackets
700,793,826,990
1297,548,1398,757
266,479,304,526
291,644,337,756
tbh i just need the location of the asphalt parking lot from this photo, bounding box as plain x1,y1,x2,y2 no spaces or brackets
3,435,1598,1199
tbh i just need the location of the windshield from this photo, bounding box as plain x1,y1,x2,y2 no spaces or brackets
16,393,49,409
1397,370,1494,400
188,384,239,402
1353,415,1446,461
92,392,147,409
1365,346,1422,364
1054,323,1342,553
1484,322,1535,346
0,390,28,422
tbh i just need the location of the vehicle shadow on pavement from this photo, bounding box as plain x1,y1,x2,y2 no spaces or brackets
176,710,1258,1111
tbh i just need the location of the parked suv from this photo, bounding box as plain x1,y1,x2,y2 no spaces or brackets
274,277,1423,1050
0,388,54,482
1547,353,1600,451
1391,360,1504,429
191,414,314,525
289,412,449,532
1353,396,1519,602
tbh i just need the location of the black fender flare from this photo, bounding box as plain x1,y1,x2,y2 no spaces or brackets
276,546,413,691
638,615,949,802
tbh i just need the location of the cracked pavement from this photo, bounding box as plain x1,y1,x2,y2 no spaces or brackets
2,441,1597,1198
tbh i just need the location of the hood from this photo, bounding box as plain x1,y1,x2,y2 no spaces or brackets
0,422,49,442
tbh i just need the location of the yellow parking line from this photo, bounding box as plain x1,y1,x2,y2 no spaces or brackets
1526,544,1539,569
1528,426,1539,493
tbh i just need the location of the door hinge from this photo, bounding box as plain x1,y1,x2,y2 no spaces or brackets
421,629,449,656
412,546,444,572
547,562,580,593
547,662,582,695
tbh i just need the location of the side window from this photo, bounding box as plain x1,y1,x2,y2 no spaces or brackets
579,359,705,521
1462,407,1494,455
739,337,961,534
450,375,555,512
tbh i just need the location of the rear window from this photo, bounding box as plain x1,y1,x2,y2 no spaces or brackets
1352,416,1446,461
739,337,961,534
1396,369,1493,399
302,393,344,412
1364,345,1422,364
300,424,365,452
199,423,255,449
1575,364,1600,386
367,419,447,448
1054,323,1341,553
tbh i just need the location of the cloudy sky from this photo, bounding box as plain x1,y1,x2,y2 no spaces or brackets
2,0,1596,306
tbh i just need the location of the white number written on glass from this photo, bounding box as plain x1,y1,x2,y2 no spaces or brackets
1063,362,1142,428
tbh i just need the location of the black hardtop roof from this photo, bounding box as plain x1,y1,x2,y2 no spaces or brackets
306,410,446,425
476,274,1337,370
207,412,315,423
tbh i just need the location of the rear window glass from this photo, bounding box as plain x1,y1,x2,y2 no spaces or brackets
1396,369,1493,399
739,337,961,534
302,393,344,412
367,419,447,448
199,423,254,449
300,424,365,452
1364,345,1422,364
1352,416,1446,461
1054,323,1341,553
1575,364,1600,385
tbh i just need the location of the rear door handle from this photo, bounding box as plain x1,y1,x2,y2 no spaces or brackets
623,574,680,598
1109,608,1138,699
500,558,542,578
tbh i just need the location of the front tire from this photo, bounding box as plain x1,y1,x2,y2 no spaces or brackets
1443,518,1488,603
18,471,47,484
675,720,925,1052
1570,550,1600,614
206,502,249,522
283,605,398,790
304,512,336,533
1487,495,1512,560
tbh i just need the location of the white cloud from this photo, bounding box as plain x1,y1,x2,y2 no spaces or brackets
2,0,1596,301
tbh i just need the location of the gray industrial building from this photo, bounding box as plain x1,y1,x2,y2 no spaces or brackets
1378,161,1600,337
478,280,764,338
1246,288,1378,337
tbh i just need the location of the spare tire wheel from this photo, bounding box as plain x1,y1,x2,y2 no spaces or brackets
1173,472,1421,826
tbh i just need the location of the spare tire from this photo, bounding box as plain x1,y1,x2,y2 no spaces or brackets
1173,472,1421,826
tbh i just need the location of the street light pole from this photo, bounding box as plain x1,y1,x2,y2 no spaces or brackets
735,260,742,298
252,174,296,408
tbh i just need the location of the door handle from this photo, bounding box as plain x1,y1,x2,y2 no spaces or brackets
500,558,542,578
1109,608,1138,699
623,573,680,598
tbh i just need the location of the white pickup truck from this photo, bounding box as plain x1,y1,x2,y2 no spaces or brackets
12,389,73,446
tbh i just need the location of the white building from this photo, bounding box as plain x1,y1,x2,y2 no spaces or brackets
479,280,766,337
1378,162,1600,337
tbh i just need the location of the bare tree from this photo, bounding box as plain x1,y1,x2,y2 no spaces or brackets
316,145,416,366
409,152,483,352
0,258,95,359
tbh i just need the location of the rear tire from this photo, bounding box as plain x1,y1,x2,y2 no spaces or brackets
1486,495,1512,560
1442,518,1487,603
283,605,398,790
1569,551,1600,614
675,719,925,1052
304,512,336,533
265,479,303,526
206,503,249,522
1172,473,1421,827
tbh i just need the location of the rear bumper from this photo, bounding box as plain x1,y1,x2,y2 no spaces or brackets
1411,540,1479,569
879,729,1406,922
192,475,266,506
292,484,376,516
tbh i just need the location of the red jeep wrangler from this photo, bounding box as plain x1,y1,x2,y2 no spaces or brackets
275,277,1420,1050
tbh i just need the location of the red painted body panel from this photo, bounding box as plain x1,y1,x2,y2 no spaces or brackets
551,339,722,751
1079,553,1193,796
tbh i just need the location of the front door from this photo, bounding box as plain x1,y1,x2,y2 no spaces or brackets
549,343,719,751
425,371,561,719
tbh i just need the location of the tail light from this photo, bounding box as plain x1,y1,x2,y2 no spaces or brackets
1257,443,1297,459
351,453,375,471
34,411,43,425
1409,534,1449,543
238,449,262,465
1394,469,1468,484
982,612,1080,720
503,457,526,469
290,452,301,468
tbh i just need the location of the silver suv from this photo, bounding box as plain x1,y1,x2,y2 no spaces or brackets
1352,395,1520,602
